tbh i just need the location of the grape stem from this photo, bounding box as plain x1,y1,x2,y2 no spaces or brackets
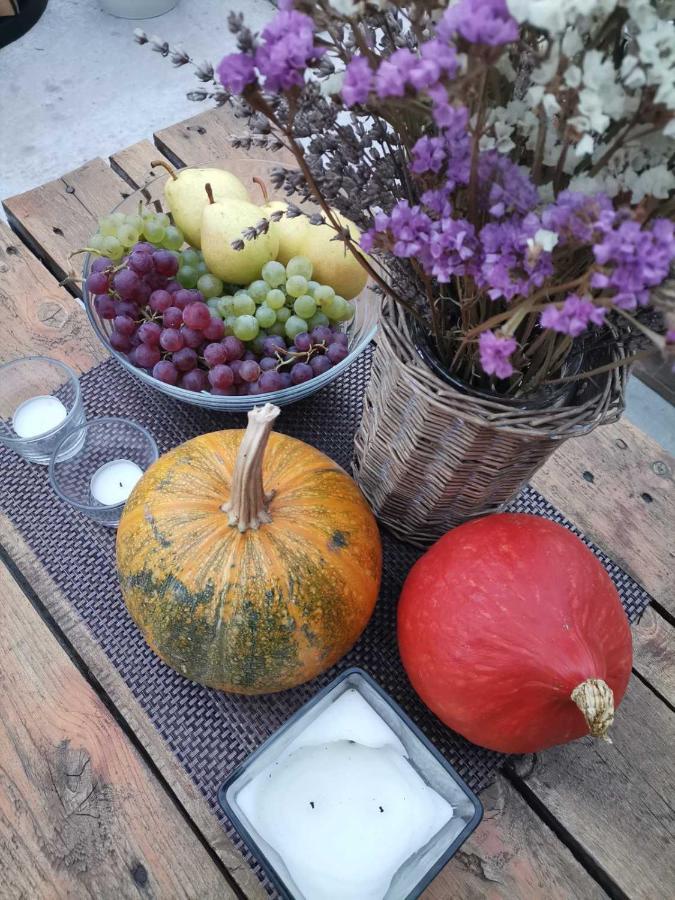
273,341,326,369
252,176,269,204
151,159,178,181
69,247,104,259
205,183,215,205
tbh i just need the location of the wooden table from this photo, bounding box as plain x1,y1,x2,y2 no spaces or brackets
1,106,674,900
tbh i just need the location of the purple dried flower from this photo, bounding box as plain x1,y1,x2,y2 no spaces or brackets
542,192,613,244
375,48,416,98
478,152,538,219
427,217,478,282
592,217,675,310
438,0,518,46
478,331,517,379
477,214,553,301
408,57,442,91
254,10,324,92
217,53,256,93
666,329,675,344
341,55,372,107
420,39,459,76
540,295,606,337
411,136,446,175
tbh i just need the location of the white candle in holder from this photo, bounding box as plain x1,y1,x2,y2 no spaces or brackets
12,395,67,439
90,459,143,506
238,690,453,900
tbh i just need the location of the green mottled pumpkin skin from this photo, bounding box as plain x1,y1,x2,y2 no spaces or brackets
116,429,382,694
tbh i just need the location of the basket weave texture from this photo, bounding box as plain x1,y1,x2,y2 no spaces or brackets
353,301,627,545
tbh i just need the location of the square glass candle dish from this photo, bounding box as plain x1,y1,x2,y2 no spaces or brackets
218,668,482,900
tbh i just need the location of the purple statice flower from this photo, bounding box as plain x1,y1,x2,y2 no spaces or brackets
360,201,433,259
592,217,675,310
408,57,442,91
255,10,324,91
477,214,554,301
411,136,446,175
542,191,614,244
375,48,417,98
421,187,453,216
478,331,517,379
217,53,256,94
341,55,373,107
428,83,455,129
540,295,607,337
438,0,518,47
427,217,478,282
361,201,477,284
478,153,538,219
667,329,675,345
420,39,459,77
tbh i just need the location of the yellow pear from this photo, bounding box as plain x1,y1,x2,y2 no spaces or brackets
263,201,368,299
262,200,312,265
297,212,368,300
201,187,279,285
154,161,249,249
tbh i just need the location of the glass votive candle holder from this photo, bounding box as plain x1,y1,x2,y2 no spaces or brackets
0,357,86,465
48,417,158,528
219,668,483,900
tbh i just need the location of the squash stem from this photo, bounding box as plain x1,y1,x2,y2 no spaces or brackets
571,678,615,742
222,403,280,532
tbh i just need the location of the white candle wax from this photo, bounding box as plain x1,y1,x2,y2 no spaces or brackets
238,690,453,900
90,459,143,506
12,395,67,439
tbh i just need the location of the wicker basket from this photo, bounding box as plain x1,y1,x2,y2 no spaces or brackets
353,300,626,546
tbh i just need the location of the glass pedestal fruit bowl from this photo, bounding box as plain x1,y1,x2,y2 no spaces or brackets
82,161,377,412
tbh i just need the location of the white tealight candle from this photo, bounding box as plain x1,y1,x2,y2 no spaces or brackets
12,395,68,439
90,459,143,506
238,691,453,900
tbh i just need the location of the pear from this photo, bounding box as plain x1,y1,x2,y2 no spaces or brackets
262,198,368,299
262,200,311,265
201,185,279,285
298,212,368,300
153,160,249,249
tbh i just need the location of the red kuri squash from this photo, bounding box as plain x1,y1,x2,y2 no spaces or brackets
398,513,632,753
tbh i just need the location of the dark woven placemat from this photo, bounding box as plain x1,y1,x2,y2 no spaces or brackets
0,352,652,896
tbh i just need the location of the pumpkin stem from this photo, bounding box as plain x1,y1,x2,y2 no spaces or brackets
222,403,281,532
571,678,615,743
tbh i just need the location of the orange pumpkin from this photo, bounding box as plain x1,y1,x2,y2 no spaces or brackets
116,404,382,694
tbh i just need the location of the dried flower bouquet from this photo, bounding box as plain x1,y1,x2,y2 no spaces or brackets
137,0,675,398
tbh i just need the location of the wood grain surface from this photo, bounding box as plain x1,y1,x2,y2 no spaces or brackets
532,417,674,613
0,516,267,900
510,674,675,900
423,776,607,900
3,158,132,287
0,221,106,371
0,557,237,900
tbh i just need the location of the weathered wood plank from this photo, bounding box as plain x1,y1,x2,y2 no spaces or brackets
0,515,266,900
0,518,266,897
0,558,237,900
109,139,171,191
424,776,607,900
532,416,675,614
0,221,106,371
632,606,675,708
510,675,675,900
154,104,293,170
3,157,132,286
